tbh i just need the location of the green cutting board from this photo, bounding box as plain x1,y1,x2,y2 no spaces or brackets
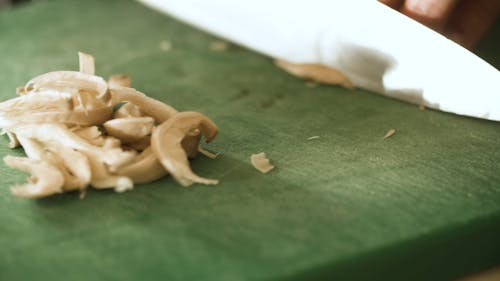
1,1,499,280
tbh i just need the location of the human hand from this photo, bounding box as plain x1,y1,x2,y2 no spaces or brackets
379,0,500,49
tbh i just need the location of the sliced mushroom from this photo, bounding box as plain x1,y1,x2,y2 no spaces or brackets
0,129,20,148
78,51,95,75
72,126,105,146
114,147,167,184
45,143,92,191
197,146,219,159
72,89,109,113
250,152,274,174
113,102,144,119
17,136,91,191
0,90,112,127
181,129,201,159
109,86,177,122
151,112,218,186
24,71,109,101
275,60,354,88
83,150,133,192
12,123,135,170
103,117,154,143
125,136,150,151
108,74,131,88
4,155,64,198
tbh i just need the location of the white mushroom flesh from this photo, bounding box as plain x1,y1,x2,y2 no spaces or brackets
250,152,275,174
103,117,154,143
4,155,65,199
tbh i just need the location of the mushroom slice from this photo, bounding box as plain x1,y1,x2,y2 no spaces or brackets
49,145,92,191
72,126,105,146
198,146,219,159
114,147,167,184
181,129,201,159
103,117,154,144
250,152,274,174
125,136,150,151
72,89,109,113
275,60,354,88
4,156,64,198
17,136,91,191
108,74,131,88
1,129,20,148
78,52,95,75
84,150,133,192
12,123,135,170
24,71,108,101
0,90,112,127
109,86,177,122
151,112,218,186
113,102,144,119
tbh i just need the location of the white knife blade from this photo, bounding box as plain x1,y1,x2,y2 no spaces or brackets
139,0,500,121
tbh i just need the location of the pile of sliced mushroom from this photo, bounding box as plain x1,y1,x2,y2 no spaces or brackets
0,52,218,198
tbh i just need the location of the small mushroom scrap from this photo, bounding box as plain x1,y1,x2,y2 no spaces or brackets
0,52,219,198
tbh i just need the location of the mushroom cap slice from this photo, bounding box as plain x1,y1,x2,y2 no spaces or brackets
109,86,177,123
24,71,109,101
151,111,218,186
103,117,154,143
0,91,112,127
4,156,64,198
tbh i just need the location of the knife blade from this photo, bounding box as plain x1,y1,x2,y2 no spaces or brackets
139,0,500,121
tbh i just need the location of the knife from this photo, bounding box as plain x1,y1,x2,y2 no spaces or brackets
139,0,500,121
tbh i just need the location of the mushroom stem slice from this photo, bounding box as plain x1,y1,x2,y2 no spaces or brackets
78,52,95,75
4,156,64,198
151,112,218,187
114,147,167,184
109,86,178,123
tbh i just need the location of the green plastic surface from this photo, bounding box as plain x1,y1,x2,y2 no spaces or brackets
0,1,499,280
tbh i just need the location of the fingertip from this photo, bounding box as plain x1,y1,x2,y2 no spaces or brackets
401,0,457,31
378,0,404,10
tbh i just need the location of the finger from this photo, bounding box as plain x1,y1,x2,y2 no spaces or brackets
401,0,458,32
378,0,405,10
444,0,500,49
